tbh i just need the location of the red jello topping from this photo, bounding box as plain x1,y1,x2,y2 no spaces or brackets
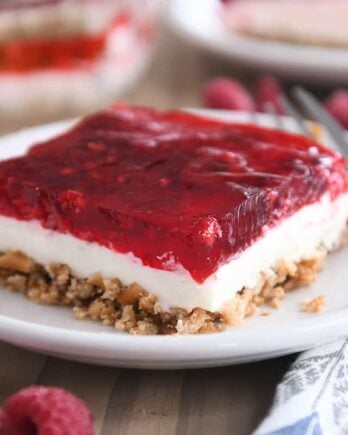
0,9,133,73
0,33,107,73
0,106,346,283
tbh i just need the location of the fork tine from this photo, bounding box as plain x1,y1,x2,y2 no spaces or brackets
292,86,347,153
263,102,285,131
280,94,314,139
249,107,259,125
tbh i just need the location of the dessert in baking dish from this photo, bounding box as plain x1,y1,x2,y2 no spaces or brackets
0,1,161,128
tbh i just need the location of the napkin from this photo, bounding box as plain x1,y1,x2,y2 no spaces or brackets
254,339,348,435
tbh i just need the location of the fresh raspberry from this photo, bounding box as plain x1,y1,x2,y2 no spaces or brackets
0,386,94,435
57,189,87,213
325,90,348,129
87,142,106,153
0,408,4,431
193,216,222,246
202,77,256,111
255,75,284,114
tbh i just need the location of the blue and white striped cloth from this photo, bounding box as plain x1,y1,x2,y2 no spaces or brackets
254,339,348,435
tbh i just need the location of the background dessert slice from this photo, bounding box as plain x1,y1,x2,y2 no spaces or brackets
0,1,162,130
0,105,347,334
223,0,348,48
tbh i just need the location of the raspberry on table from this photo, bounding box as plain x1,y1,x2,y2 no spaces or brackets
325,90,348,129
202,77,256,111
0,386,94,435
255,75,284,114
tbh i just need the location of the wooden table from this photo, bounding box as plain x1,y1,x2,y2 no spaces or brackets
0,29,298,435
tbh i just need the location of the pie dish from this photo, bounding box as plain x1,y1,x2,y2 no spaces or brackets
223,0,348,48
0,105,347,335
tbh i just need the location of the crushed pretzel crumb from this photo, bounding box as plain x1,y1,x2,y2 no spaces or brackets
302,295,326,313
0,245,334,335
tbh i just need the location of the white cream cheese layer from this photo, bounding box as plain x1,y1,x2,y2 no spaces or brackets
0,193,347,312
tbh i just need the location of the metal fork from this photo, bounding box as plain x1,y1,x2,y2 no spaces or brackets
262,87,348,157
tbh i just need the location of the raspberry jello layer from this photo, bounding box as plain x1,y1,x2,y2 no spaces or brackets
0,106,347,334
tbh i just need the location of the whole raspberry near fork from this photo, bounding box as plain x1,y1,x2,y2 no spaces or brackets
0,386,94,435
202,77,255,111
255,75,284,114
325,90,348,129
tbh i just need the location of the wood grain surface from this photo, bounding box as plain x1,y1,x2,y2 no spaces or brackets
0,28,299,435
0,341,294,435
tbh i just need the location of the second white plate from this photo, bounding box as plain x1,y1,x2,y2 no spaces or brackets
168,0,348,84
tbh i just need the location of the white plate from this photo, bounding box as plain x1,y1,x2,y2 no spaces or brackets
168,0,348,84
0,111,348,369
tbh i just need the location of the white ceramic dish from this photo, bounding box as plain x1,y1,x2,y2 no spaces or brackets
0,110,347,369
168,0,348,85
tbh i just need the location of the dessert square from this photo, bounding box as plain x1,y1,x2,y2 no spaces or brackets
0,105,347,334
